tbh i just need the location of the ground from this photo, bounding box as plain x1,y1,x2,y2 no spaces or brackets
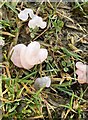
0,1,88,120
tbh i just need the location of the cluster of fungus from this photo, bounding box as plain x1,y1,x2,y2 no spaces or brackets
10,8,88,85
10,41,48,70
18,8,47,29
76,62,88,84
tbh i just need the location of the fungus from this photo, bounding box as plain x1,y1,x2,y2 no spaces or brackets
35,49,48,64
18,8,34,21
76,62,88,84
28,15,47,29
18,8,47,29
25,44,48,65
34,76,51,90
0,40,5,46
10,41,48,70
25,41,40,65
20,45,34,70
26,41,40,56
10,44,26,68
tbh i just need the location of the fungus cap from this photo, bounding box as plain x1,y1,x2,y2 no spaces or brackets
24,8,35,18
76,62,86,72
34,76,51,90
0,40,5,46
36,48,48,64
10,44,26,68
25,48,48,65
25,41,40,65
76,69,86,84
28,15,47,29
18,8,34,21
76,62,88,84
18,10,29,21
27,41,40,55
20,45,34,69
10,41,48,70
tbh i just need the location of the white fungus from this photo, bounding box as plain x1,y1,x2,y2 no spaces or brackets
18,8,34,21
24,8,35,18
27,41,40,56
0,40,5,46
28,15,47,29
76,62,88,84
35,49,48,64
25,41,41,65
20,45,34,70
76,62,86,72
25,42,48,66
18,10,29,21
34,76,51,90
10,44,26,68
10,41,48,70
18,8,47,29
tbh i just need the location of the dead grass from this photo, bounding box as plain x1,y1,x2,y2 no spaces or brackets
1,1,88,120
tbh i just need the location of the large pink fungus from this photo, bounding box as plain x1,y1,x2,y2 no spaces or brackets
76,62,88,84
10,41,48,70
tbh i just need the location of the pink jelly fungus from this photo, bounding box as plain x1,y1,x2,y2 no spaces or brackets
20,45,34,70
76,62,88,84
18,8,34,21
27,43,48,66
10,44,26,68
10,42,48,70
18,8,47,29
28,15,47,29
76,62,86,72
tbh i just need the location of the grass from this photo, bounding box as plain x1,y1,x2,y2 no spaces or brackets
0,1,88,120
